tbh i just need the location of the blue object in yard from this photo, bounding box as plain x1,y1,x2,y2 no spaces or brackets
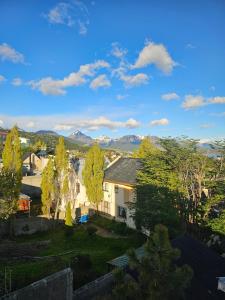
79,214,89,224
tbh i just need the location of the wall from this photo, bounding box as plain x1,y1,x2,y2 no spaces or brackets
101,182,136,229
21,175,42,197
0,217,62,237
2,268,73,300
73,272,115,300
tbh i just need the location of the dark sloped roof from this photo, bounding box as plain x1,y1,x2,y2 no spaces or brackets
172,235,225,299
104,157,142,185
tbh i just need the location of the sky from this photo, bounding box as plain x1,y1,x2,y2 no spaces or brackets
0,0,225,140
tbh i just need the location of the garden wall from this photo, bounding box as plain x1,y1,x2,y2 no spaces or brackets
73,272,115,300
1,268,73,300
0,217,62,237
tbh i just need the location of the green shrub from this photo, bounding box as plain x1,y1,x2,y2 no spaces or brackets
86,226,97,236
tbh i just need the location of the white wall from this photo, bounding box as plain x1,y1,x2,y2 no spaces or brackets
100,181,136,229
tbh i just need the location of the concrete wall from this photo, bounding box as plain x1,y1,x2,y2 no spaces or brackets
22,175,42,198
2,268,73,300
73,272,115,300
0,217,62,237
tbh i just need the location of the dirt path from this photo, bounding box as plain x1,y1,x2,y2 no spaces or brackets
91,224,126,239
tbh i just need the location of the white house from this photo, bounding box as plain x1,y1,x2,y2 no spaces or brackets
99,157,142,229
71,157,142,229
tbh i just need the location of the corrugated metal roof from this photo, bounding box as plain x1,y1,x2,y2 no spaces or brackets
107,246,145,268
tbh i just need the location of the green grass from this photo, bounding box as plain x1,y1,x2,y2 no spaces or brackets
0,218,145,293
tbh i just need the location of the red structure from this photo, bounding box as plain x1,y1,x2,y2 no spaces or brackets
17,194,31,213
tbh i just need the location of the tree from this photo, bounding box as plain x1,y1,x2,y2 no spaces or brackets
133,137,159,158
113,225,193,300
0,126,22,220
54,137,69,219
82,143,104,210
41,158,55,218
134,148,182,235
65,202,73,227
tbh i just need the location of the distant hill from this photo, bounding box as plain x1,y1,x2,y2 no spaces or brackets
35,130,58,136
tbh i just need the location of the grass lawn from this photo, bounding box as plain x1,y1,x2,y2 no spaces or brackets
0,216,145,293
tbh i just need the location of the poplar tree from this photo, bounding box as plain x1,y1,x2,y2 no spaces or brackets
82,143,104,211
65,201,73,226
0,126,22,219
54,137,69,219
41,158,55,218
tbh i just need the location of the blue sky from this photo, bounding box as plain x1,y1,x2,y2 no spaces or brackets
0,0,225,140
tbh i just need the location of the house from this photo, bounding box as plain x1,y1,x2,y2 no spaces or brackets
19,137,30,145
99,157,142,229
23,152,48,174
0,131,8,144
62,157,141,228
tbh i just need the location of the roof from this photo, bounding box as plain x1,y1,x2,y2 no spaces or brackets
108,235,225,299
172,235,225,299
107,246,145,268
104,157,142,185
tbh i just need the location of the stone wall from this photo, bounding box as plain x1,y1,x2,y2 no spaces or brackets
73,272,115,300
1,268,73,300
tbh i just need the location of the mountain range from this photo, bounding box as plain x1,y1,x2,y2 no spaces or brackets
69,130,161,151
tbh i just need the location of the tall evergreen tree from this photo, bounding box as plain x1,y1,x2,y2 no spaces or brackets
41,158,55,218
0,126,22,219
54,137,69,219
82,143,104,210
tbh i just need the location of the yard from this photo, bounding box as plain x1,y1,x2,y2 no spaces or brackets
0,216,145,295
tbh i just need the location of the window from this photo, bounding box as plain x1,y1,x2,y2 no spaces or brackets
102,201,110,214
114,185,119,193
118,206,127,219
124,189,130,203
76,183,80,194
103,182,109,192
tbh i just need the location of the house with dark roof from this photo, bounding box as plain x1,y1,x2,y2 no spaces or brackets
99,157,142,228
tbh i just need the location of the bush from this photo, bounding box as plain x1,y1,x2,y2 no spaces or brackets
70,254,96,289
86,225,97,236
64,225,74,237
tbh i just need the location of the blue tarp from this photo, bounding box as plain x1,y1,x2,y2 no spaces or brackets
79,214,89,223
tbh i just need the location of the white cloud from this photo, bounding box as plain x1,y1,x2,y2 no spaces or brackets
0,43,24,63
208,97,225,104
186,43,196,49
132,41,176,74
0,75,6,84
0,119,4,126
120,73,149,87
182,95,225,110
200,123,214,129
182,95,206,110
116,94,129,100
44,1,89,35
150,118,169,126
28,60,110,95
0,113,140,132
161,92,179,101
90,74,111,90
111,42,127,58
55,116,140,131
12,77,23,86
